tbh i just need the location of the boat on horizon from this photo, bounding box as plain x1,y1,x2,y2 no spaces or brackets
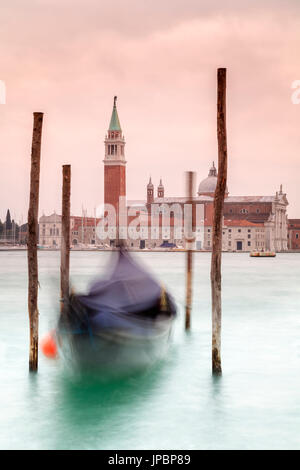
250,251,276,257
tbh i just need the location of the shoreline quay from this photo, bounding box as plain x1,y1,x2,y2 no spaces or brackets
0,247,299,253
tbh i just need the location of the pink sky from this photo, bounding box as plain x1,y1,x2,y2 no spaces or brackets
0,0,300,222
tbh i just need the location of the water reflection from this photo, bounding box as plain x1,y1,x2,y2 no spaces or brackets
49,361,168,449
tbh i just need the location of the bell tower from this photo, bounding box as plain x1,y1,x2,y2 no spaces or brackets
157,178,164,198
147,177,154,204
103,96,126,216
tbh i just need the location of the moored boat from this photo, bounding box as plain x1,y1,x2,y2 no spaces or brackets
57,249,177,375
250,251,276,257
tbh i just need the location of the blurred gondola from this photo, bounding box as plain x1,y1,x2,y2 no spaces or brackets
57,247,177,375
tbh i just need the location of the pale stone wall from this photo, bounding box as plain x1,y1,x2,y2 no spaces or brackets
39,214,62,248
203,225,265,252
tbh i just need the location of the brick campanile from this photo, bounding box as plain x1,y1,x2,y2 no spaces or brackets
103,96,126,218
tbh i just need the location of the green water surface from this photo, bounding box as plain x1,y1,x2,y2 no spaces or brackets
0,251,299,450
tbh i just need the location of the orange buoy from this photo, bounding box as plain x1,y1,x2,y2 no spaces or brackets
40,332,58,359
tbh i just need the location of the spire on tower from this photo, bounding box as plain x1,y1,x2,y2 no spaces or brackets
208,161,217,177
109,95,122,131
147,176,154,188
147,176,154,204
157,178,164,198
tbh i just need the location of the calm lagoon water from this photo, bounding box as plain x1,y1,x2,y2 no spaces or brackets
0,250,299,450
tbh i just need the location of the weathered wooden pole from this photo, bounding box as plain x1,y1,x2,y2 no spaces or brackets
185,171,196,330
60,165,71,313
27,112,43,372
211,68,228,375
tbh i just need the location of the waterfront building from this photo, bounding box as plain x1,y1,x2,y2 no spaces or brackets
39,213,103,248
39,213,62,248
96,93,287,251
39,97,290,252
142,162,288,251
287,219,300,250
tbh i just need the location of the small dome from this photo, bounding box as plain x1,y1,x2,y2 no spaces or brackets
198,176,217,194
197,162,228,196
198,162,217,195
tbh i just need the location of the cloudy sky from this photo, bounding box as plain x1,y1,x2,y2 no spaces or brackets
0,0,300,222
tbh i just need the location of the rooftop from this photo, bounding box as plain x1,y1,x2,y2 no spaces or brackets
224,218,264,227
225,196,275,203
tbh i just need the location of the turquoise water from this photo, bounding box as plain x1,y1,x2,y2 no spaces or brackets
0,251,299,450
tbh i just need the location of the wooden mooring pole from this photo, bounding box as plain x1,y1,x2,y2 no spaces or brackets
60,165,71,313
185,171,196,330
211,68,228,375
28,112,43,372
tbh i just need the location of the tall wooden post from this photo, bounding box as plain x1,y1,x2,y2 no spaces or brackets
27,112,43,371
185,171,196,330
60,165,71,313
211,68,228,375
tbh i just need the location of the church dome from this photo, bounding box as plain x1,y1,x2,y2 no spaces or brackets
197,162,228,196
198,162,217,195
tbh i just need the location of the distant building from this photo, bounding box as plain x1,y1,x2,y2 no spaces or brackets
70,215,102,247
39,213,102,248
39,97,290,252
105,99,289,251
18,223,28,245
287,219,300,250
141,164,288,251
39,213,61,247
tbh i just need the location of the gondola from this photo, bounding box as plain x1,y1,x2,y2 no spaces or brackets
56,248,177,375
